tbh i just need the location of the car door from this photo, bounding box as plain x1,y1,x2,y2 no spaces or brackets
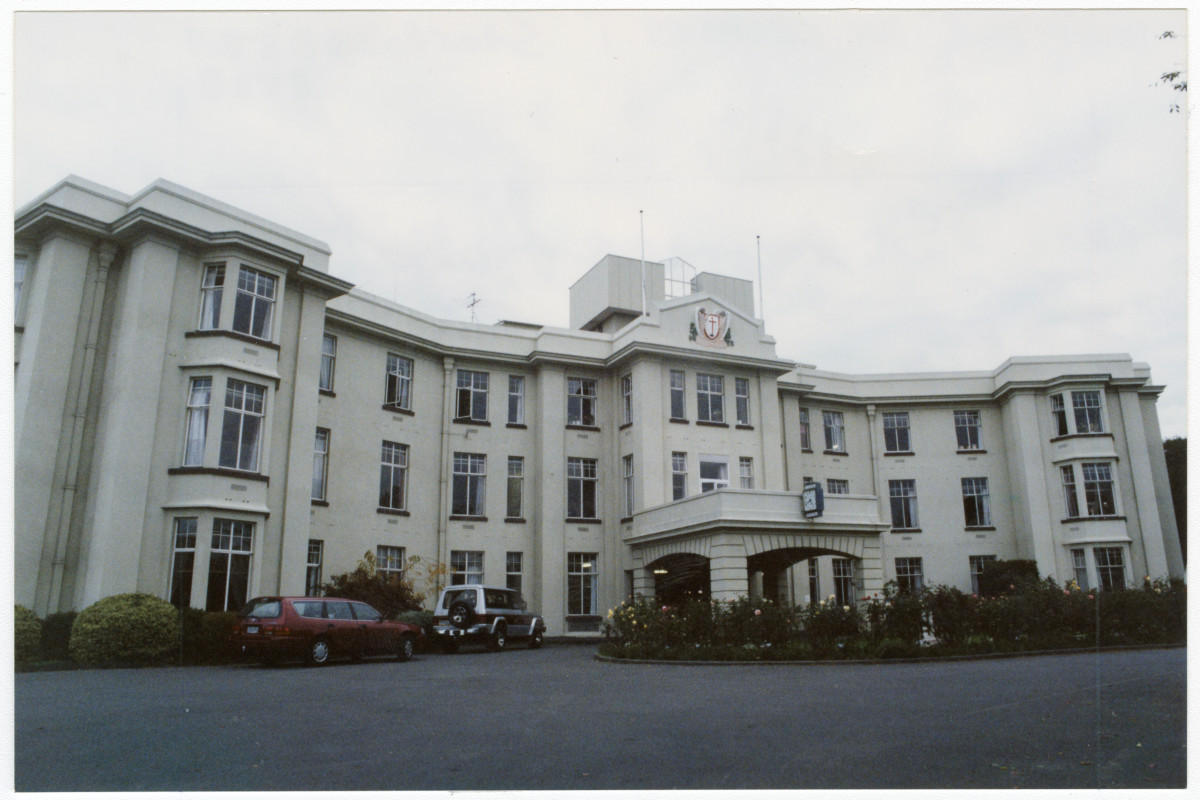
350,601,390,655
323,600,361,658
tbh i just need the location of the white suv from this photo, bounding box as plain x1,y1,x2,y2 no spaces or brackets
431,585,546,653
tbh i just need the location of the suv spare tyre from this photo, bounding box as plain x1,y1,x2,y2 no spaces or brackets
449,600,475,629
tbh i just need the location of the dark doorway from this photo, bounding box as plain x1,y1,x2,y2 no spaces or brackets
650,554,710,605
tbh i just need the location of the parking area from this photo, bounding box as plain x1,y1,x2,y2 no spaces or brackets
15,645,1185,791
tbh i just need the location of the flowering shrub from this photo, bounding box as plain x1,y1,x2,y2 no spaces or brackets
599,575,1185,661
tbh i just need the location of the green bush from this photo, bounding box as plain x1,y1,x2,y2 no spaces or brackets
978,559,1039,597
15,606,42,663
69,593,178,667
321,552,424,619
396,609,435,632
40,611,77,661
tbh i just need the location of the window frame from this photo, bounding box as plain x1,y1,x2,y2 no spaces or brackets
954,409,982,451
735,377,751,426
377,544,406,580
1061,465,1081,518
1094,546,1126,591
739,456,754,489
506,456,524,519
969,555,996,595
385,353,414,411
231,265,277,341
833,558,855,606
450,550,484,585
1072,390,1104,434
567,552,598,615
888,479,919,530
198,263,225,331
669,369,687,420
451,453,487,517
379,440,409,512
826,478,849,495
798,408,811,450
961,477,992,527
319,334,337,393
894,557,924,593
566,457,599,520
218,379,266,472
882,411,911,453
1081,462,1117,516
822,410,846,453
312,428,330,501
699,456,730,493
623,454,635,517
621,374,633,426
671,451,688,501
696,373,725,423
566,377,598,427
507,375,525,425
207,518,253,612
182,376,213,467
456,369,490,422
169,517,198,607
306,540,324,595
506,551,523,593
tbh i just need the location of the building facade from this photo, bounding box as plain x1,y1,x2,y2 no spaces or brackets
15,177,1185,635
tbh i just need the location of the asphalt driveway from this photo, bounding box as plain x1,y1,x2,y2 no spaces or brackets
14,644,1185,790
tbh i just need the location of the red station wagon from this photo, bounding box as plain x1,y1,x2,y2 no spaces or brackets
232,596,425,666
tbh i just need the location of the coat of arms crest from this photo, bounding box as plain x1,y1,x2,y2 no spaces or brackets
696,307,728,343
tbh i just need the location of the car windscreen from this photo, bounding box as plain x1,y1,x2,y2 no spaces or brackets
238,598,282,619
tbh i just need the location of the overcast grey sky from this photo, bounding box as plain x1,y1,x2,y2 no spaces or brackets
13,8,1189,436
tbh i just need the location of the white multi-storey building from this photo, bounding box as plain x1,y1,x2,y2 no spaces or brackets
15,176,1185,635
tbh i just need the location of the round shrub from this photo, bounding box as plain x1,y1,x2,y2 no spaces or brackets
40,611,78,661
69,593,178,667
15,606,42,663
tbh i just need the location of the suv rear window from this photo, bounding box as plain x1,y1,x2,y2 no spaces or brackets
239,598,282,619
442,588,477,609
485,589,514,608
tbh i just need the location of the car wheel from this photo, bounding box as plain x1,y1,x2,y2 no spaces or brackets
487,623,508,652
529,629,544,649
307,638,332,666
449,600,475,629
397,634,416,662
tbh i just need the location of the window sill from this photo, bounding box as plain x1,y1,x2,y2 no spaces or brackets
506,423,527,430
696,420,728,428
185,329,281,351
377,507,410,517
504,517,527,524
1050,432,1113,444
800,448,813,453
957,449,987,455
620,516,633,524
311,499,329,507
619,422,633,431
1061,515,1126,523
566,518,602,524
668,418,690,425
890,528,922,533
884,451,915,457
449,515,488,522
453,418,490,426
319,389,336,398
735,424,754,430
168,466,269,485
964,525,995,531
823,450,849,456
566,424,601,432
382,404,414,416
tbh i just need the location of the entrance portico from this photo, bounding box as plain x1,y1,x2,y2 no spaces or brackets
626,488,889,604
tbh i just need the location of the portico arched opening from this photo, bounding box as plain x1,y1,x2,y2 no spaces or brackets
747,546,865,607
647,553,711,605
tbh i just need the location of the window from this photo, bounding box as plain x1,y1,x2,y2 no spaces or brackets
823,410,846,452
1081,462,1116,516
198,264,224,330
379,441,409,511
1070,548,1089,590
451,453,486,517
450,550,483,585
219,379,265,472
567,457,598,519
377,545,406,580
955,410,982,450
1073,391,1104,434
1050,394,1069,436
621,374,633,425
669,370,687,419
319,334,337,392
826,478,849,495
232,266,276,340
506,456,524,519
1060,465,1080,518
696,374,724,423
699,457,729,493
883,412,911,453
833,558,855,606
1094,547,1125,591
506,552,523,593
735,378,750,426
385,354,413,410
969,555,996,595
207,519,253,612
567,552,598,615
567,378,597,427
961,477,991,527
894,557,923,593
456,370,489,422
169,518,197,607
623,455,635,517
889,479,919,529
312,428,330,501
739,457,754,489
508,375,525,424
671,452,688,501
306,540,323,595
798,408,811,450
182,377,212,466
808,560,819,604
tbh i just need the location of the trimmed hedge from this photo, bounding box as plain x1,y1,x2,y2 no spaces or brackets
15,606,42,663
69,593,178,667
600,577,1186,661
40,611,78,661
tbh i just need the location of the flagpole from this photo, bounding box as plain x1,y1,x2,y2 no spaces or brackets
756,235,763,319
640,210,647,316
